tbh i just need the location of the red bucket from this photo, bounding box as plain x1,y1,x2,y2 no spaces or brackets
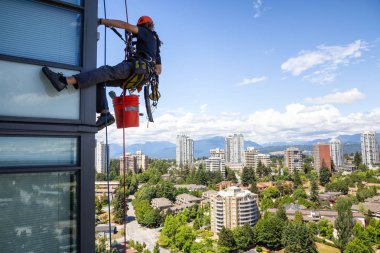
112,95,139,128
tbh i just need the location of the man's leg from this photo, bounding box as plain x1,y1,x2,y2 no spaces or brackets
42,61,134,91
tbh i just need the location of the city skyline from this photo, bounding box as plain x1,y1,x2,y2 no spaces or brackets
95,0,380,147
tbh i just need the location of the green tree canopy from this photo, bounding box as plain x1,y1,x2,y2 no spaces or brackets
282,221,317,253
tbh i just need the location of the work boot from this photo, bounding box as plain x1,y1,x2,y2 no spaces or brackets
42,66,67,92
96,113,115,130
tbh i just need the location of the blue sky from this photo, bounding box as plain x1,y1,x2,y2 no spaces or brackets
96,0,380,146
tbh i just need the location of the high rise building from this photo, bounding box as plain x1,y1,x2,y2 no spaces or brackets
313,143,331,172
205,157,226,177
176,134,194,167
330,138,344,169
244,148,271,170
244,147,258,168
210,186,258,233
95,140,109,173
225,134,244,164
284,147,303,172
210,148,225,159
361,131,380,167
119,151,149,174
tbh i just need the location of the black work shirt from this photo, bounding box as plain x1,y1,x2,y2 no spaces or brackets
137,27,161,64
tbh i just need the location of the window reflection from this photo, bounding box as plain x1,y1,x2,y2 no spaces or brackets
0,172,78,252
0,136,78,167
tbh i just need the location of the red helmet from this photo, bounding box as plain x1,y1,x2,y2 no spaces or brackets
137,16,153,25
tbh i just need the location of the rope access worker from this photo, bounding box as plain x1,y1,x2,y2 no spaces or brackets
42,16,162,130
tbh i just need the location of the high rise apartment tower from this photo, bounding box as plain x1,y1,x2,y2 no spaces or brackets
361,131,380,167
330,138,344,168
225,134,244,163
95,140,109,173
284,147,303,172
176,134,194,167
313,143,331,172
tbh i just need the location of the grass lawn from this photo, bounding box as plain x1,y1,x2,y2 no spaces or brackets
316,242,340,253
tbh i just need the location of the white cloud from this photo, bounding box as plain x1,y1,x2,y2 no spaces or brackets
305,88,366,104
253,0,263,18
281,40,368,84
200,104,208,113
96,103,380,146
237,76,267,86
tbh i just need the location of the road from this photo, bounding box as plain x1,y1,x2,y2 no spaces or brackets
115,196,169,253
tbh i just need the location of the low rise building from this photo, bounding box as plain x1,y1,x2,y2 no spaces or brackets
176,193,202,205
267,208,365,226
151,197,173,210
352,196,380,219
174,184,207,192
216,181,236,191
95,181,119,200
319,192,342,204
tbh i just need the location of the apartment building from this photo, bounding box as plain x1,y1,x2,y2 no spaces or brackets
210,186,258,233
284,147,303,172
313,143,331,172
361,131,380,168
205,157,226,176
176,134,194,167
119,151,149,174
244,147,271,170
225,134,245,164
330,138,344,169
210,148,225,159
95,140,109,173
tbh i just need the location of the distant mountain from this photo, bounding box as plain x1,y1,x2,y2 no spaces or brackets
107,133,373,159
109,141,175,159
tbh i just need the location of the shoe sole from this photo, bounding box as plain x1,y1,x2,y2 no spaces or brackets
42,66,66,92
97,118,115,131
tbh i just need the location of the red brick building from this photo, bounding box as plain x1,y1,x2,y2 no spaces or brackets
313,143,331,171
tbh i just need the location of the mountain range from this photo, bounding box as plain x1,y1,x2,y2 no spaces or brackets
108,133,377,159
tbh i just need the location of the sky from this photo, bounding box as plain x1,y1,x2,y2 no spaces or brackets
96,0,380,146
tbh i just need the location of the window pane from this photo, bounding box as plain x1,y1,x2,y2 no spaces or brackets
0,136,78,167
0,0,81,66
0,172,78,252
0,60,80,120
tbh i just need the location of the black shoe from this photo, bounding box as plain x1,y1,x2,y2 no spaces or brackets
42,66,67,92
96,113,115,130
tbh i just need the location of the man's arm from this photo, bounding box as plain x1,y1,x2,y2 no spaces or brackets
99,19,138,34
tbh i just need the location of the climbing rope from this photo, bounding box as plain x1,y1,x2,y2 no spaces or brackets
101,0,113,251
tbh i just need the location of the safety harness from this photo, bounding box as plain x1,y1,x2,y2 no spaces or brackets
111,28,162,104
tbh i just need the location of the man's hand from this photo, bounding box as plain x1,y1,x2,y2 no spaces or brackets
155,64,162,75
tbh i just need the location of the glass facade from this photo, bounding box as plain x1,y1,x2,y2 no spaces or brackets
0,0,82,66
0,172,78,252
0,60,80,119
0,136,78,167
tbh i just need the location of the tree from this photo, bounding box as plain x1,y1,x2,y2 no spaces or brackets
276,205,288,222
113,188,128,224
175,225,195,251
353,152,362,168
344,238,373,253
218,227,236,249
254,215,284,250
249,178,258,194
319,167,331,186
226,168,238,183
294,211,303,223
292,169,302,189
153,243,160,253
310,178,319,204
233,223,255,250
241,167,254,186
335,198,354,252
95,197,102,215
282,221,317,253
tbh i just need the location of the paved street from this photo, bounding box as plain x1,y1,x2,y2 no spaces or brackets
115,196,169,253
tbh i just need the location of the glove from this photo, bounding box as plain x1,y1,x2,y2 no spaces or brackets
98,18,103,26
